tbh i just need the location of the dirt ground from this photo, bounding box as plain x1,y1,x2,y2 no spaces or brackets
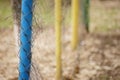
0,28,120,80
0,29,18,80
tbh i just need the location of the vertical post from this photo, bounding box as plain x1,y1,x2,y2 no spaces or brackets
81,0,90,32
55,0,62,80
19,0,33,80
11,0,21,53
71,0,79,50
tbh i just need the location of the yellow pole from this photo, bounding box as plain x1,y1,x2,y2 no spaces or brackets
71,0,79,50
55,0,62,80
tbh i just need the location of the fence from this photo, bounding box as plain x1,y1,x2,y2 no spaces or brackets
18,0,90,80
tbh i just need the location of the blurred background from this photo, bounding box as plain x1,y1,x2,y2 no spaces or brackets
0,0,120,80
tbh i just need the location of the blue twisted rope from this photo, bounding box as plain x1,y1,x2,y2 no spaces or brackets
19,0,33,80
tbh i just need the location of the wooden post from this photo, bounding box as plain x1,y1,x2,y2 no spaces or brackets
11,0,21,52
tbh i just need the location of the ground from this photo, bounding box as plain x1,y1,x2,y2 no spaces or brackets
0,28,120,80
0,29,18,80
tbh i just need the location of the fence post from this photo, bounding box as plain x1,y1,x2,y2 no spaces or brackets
19,0,33,80
55,0,62,80
81,0,90,32
11,0,21,54
71,0,79,50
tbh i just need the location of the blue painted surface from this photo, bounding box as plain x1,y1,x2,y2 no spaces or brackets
19,0,33,80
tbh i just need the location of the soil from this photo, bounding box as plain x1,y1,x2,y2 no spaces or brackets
0,28,18,80
0,28,120,80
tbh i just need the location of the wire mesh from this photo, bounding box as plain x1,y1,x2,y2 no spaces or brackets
31,0,79,80
23,0,120,80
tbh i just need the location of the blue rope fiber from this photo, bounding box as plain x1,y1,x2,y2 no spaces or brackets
19,0,33,80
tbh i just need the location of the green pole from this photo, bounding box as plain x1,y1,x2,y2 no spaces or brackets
81,0,90,32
